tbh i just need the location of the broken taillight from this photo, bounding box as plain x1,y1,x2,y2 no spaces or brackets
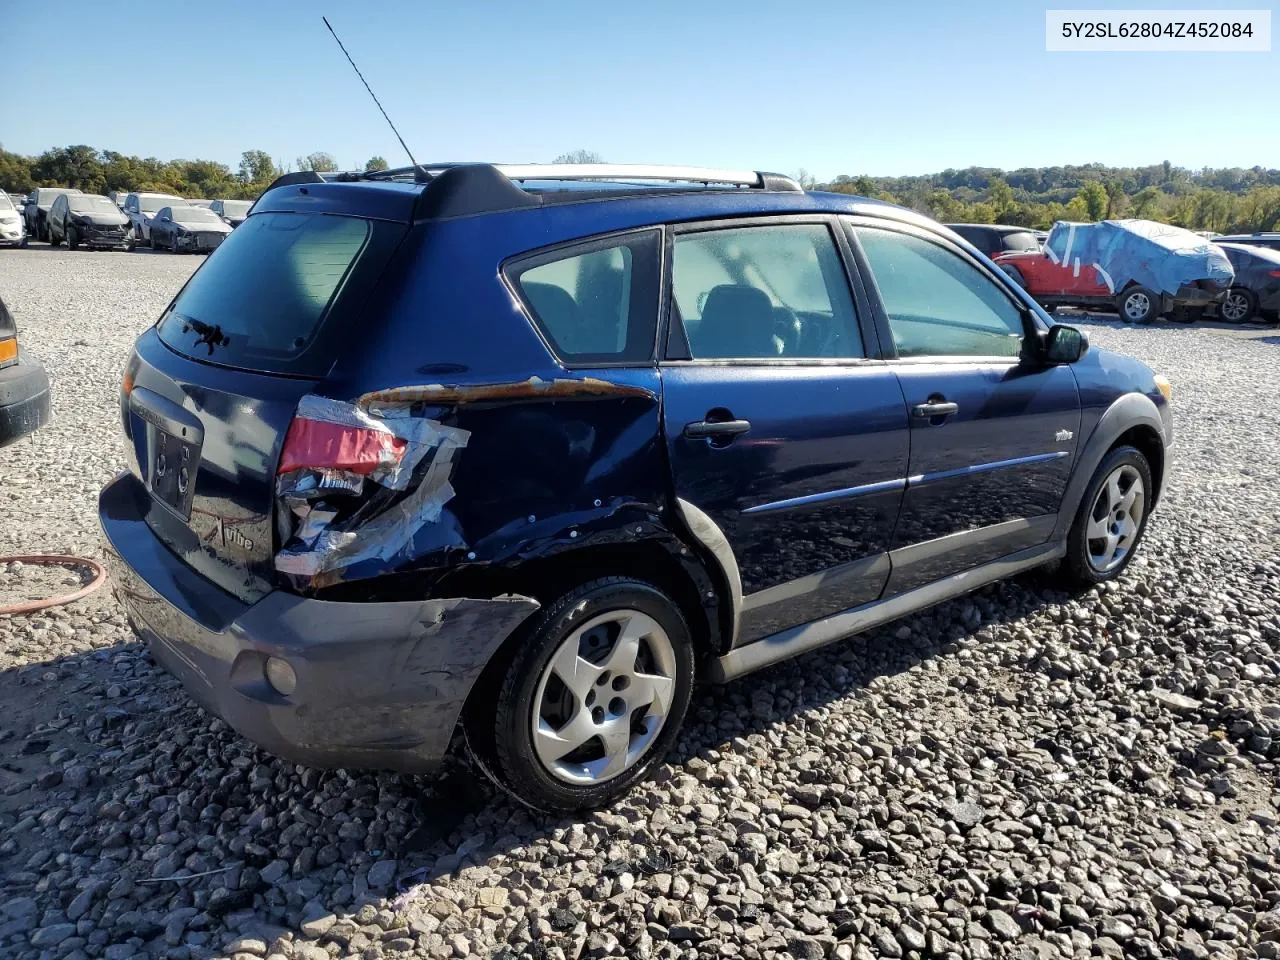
277,416,407,478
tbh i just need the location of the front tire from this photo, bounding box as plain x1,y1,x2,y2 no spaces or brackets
1117,286,1159,324
1220,287,1257,323
67,226,79,251
48,226,61,247
1057,445,1153,588
468,577,695,812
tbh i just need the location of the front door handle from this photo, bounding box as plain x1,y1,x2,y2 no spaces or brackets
911,401,959,419
684,418,751,439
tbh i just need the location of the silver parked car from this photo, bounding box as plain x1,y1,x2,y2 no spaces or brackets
209,198,252,227
122,192,187,249
148,205,233,253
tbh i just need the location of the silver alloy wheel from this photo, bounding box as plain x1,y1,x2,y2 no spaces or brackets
1123,291,1151,321
1221,290,1251,322
1086,464,1145,573
531,609,677,785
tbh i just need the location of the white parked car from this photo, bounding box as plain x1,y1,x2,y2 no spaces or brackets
0,192,24,247
186,199,215,209
122,192,188,249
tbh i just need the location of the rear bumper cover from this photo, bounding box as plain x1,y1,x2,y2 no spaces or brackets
1166,284,1228,309
99,472,539,772
0,353,51,447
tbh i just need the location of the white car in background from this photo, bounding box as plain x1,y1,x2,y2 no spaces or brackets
122,192,188,249
186,199,215,209
0,192,24,247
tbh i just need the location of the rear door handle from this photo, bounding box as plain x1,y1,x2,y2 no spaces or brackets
684,419,751,439
911,401,959,419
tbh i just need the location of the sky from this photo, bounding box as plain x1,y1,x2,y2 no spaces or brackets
2,0,1276,180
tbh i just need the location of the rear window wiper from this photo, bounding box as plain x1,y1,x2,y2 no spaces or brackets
182,318,230,355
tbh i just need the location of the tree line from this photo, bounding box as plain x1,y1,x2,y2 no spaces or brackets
3,145,1277,233
0,145,390,200
818,162,1280,234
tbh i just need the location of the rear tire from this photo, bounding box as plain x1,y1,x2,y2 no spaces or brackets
1117,286,1158,324
1057,445,1153,589
1219,287,1257,323
467,577,695,812
67,226,79,251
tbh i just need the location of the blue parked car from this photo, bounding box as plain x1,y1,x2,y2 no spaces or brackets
100,163,1174,811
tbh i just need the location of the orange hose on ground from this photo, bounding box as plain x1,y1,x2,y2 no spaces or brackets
0,555,108,616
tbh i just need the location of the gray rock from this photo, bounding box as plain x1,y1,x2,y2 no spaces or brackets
987,910,1021,941
30,923,78,947
365,859,398,889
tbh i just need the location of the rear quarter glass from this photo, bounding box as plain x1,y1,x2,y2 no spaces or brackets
156,212,406,377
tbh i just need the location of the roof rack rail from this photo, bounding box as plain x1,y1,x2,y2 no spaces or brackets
366,162,803,192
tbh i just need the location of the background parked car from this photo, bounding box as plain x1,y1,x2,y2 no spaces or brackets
1215,232,1280,252
148,205,232,253
210,198,251,227
109,190,129,208
47,194,131,250
0,192,24,247
945,223,1042,260
24,186,83,241
123,192,187,249
0,293,51,447
994,219,1233,323
187,198,215,209
1213,243,1280,323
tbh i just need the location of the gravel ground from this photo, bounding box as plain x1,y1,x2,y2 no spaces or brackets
1,248,1279,960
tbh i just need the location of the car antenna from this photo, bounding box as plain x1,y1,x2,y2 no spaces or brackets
321,16,430,183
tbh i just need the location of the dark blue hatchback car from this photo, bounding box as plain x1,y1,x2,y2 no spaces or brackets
100,163,1173,810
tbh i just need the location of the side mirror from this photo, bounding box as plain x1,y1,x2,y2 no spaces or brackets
1044,323,1088,364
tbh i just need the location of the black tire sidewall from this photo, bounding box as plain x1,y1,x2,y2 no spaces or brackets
1064,445,1153,586
486,578,695,811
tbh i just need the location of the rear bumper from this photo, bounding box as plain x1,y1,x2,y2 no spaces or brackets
99,472,539,772
1167,284,1228,309
0,353,51,447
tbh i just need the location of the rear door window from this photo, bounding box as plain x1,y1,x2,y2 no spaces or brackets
507,229,661,364
671,223,862,360
156,212,405,376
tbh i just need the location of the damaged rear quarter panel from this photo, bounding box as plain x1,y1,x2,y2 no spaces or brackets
316,366,671,585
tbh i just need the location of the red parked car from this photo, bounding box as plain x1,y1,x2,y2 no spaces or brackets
994,219,1233,323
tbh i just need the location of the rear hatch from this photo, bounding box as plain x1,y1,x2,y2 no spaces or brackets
122,202,409,602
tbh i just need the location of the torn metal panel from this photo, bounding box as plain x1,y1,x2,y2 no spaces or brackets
358,375,656,410
274,393,470,583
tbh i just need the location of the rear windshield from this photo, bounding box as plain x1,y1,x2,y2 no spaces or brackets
221,200,251,217
156,212,404,375
1001,232,1041,252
